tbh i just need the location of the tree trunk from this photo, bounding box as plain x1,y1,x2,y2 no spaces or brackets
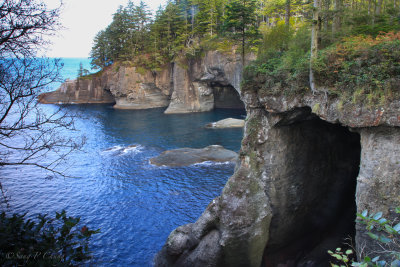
285,0,291,26
332,0,341,35
310,0,321,94
376,0,382,15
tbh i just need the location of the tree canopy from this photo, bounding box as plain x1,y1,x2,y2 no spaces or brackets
90,0,400,74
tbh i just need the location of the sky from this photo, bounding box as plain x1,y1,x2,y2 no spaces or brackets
43,0,166,58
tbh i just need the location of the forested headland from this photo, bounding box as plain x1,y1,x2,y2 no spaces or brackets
90,0,400,106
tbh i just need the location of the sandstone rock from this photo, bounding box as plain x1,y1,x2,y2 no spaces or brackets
38,78,115,104
164,51,251,114
39,64,172,109
149,145,237,167
39,52,250,112
205,118,245,128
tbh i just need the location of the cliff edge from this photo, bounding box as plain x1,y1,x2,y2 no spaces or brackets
155,71,400,265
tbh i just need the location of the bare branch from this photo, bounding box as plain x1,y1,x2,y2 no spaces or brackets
0,0,85,178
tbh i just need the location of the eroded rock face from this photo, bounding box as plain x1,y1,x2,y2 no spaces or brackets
39,51,251,112
156,86,400,266
38,79,115,104
149,145,237,167
165,51,251,114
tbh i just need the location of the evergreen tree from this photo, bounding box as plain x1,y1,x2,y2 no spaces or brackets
223,0,259,62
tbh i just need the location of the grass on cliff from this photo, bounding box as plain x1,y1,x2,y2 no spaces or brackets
243,30,400,107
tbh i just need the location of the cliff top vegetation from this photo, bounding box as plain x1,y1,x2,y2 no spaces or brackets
90,0,400,107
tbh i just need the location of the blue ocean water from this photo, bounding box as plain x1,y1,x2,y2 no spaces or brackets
0,59,245,266
49,57,95,90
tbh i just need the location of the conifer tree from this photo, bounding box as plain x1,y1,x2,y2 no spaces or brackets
223,0,258,63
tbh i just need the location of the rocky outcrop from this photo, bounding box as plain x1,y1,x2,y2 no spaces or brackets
39,51,251,113
205,118,245,128
38,65,172,109
150,145,237,167
155,84,400,266
38,79,115,104
164,51,250,114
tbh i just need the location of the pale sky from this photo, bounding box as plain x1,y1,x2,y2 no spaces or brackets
43,0,166,58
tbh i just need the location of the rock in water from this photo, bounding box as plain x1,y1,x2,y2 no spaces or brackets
150,145,237,167
205,118,245,128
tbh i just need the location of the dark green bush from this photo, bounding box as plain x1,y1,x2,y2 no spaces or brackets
0,210,99,266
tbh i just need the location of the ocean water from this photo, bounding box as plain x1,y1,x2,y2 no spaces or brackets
49,57,95,90
0,58,245,266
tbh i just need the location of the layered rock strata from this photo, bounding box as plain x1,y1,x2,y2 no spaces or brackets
155,86,400,266
39,51,251,113
38,79,115,104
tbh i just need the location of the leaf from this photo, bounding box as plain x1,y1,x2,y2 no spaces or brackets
372,256,380,262
391,259,400,267
334,255,343,260
378,218,387,224
373,212,383,220
385,224,395,234
379,235,391,243
367,232,379,240
346,249,353,255
393,222,400,232
362,210,368,217
395,207,400,214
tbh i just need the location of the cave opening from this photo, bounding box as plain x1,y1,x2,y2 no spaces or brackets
263,112,361,267
209,82,245,109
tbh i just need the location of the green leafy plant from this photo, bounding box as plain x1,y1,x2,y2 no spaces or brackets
0,210,99,266
329,208,400,267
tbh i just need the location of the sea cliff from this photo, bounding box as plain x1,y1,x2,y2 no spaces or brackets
39,51,251,113
154,72,400,265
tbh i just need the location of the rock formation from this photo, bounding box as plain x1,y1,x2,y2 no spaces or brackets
38,79,115,104
150,145,237,167
39,51,252,113
39,65,171,109
205,118,245,128
155,83,400,265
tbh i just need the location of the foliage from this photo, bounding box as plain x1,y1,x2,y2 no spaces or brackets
329,208,400,267
243,24,311,96
223,0,259,59
0,210,99,266
313,32,400,105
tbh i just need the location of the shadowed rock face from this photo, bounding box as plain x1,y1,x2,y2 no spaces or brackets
150,145,237,167
156,82,400,266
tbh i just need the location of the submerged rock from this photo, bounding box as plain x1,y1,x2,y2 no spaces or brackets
205,118,245,128
150,145,237,167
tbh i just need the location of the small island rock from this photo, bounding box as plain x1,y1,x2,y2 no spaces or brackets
150,145,237,167
205,118,245,128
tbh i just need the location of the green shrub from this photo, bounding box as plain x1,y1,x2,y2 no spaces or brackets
329,208,400,267
0,210,99,266
314,32,400,106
